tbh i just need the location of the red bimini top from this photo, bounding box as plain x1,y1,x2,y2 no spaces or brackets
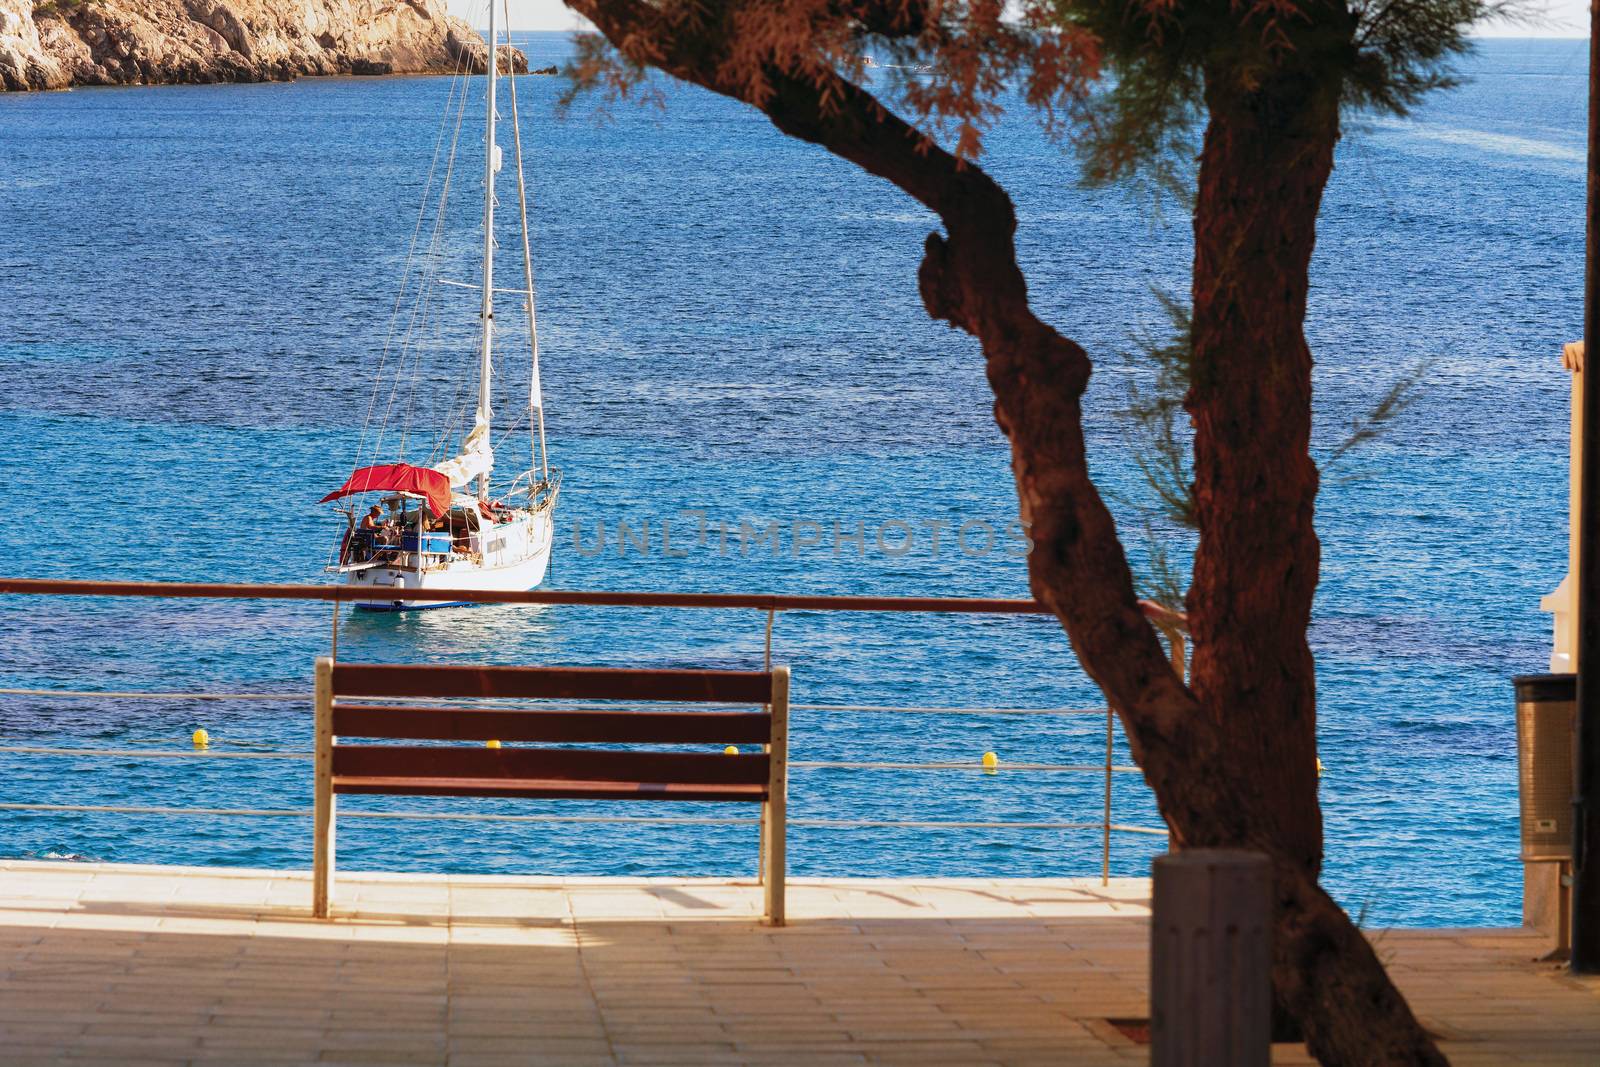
319,463,452,517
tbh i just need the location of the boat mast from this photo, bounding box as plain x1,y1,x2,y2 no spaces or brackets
501,0,549,486
476,0,498,504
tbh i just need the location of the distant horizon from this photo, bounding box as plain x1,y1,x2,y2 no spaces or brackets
469,25,1597,41
447,0,1591,37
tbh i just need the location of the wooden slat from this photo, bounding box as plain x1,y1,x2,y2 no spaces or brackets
331,745,770,786
331,776,767,802
331,705,773,744
331,664,772,703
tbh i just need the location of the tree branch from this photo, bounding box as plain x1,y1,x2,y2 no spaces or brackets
567,0,1200,769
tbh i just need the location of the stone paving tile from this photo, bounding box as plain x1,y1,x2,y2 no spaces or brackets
0,861,1596,1065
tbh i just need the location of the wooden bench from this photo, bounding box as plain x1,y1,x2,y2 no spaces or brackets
312,657,790,924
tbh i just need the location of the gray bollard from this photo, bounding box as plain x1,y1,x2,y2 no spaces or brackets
1151,849,1272,1067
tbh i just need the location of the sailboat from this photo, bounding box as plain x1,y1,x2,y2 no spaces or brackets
320,4,558,611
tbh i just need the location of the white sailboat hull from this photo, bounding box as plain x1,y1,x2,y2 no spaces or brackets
344,510,554,611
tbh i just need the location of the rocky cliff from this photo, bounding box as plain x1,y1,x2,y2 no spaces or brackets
0,0,525,92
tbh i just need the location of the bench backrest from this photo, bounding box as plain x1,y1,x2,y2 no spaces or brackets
316,660,788,800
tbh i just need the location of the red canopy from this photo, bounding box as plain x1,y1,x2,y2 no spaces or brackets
319,464,452,517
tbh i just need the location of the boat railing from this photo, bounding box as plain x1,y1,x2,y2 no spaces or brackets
505,467,561,510
0,578,1181,883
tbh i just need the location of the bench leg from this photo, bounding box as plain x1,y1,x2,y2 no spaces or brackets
761,798,785,926
313,792,334,919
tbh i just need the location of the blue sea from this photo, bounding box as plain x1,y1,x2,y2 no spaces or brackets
0,34,1584,928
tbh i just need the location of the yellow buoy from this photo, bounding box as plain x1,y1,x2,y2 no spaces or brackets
724,745,739,756
191,728,209,749
486,739,502,749
982,750,998,772
1316,757,1325,777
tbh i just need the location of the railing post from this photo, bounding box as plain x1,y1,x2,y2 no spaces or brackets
763,607,776,672
758,607,777,883
1102,708,1113,886
1150,849,1271,1067
1157,623,1186,679
312,657,335,919
763,665,789,926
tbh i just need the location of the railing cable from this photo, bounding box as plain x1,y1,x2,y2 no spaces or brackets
0,745,307,760
0,744,1143,774
0,688,305,702
0,801,1166,835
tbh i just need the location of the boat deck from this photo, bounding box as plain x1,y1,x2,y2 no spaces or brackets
0,860,1594,1065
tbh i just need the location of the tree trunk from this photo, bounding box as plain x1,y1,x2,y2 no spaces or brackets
1187,70,1328,877
1177,44,1447,1063
565,3,1449,1061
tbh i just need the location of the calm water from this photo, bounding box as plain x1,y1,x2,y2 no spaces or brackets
0,35,1584,927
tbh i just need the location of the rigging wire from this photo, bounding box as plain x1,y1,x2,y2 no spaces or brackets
372,68,473,465
491,407,528,454
323,52,474,576
333,41,474,655
391,71,474,462
350,46,472,479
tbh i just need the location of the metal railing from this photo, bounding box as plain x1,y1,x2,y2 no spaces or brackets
0,577,1178,882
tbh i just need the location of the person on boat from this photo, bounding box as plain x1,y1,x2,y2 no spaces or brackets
345,505,383,564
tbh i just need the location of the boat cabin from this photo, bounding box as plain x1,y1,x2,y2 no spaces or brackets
343,493,502,566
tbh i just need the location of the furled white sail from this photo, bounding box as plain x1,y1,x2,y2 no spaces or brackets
432,416,493,488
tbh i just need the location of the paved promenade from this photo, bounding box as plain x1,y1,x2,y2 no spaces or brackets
0,861,1594,1065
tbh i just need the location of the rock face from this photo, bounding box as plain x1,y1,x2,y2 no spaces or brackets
0,0,526,92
